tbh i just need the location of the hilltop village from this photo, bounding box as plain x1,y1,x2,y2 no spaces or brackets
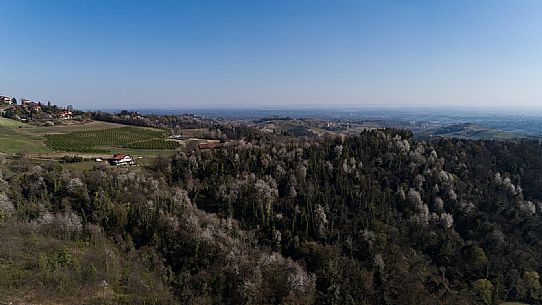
0,94,85,125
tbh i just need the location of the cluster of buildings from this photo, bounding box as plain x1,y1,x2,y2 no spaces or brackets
0,94,74,122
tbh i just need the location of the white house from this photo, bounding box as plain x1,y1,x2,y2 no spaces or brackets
110,154,134,165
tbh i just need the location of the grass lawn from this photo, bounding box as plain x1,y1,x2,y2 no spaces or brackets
0,118,53,154
0,117,28,128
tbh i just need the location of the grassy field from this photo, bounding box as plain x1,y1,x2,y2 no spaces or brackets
0,118,181,157
0,118,53,154
0,118,131,154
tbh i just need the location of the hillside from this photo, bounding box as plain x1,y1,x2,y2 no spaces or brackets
2,122,542,304
0,117,186,159
0,118,128,154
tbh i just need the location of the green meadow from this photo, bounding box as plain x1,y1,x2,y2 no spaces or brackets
0,118,181,156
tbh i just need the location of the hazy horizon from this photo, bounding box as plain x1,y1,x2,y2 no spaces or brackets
2,0,542,109
82,105,542,120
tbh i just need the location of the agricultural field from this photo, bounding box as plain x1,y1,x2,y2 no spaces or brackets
127,139,181,149
45,126,177,152
0,118,184,157
0,118,132,155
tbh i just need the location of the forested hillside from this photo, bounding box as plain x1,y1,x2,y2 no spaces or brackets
2,126,542,304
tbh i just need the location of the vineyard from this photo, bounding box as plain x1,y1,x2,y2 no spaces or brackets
127,139,181,149
44,126,177,152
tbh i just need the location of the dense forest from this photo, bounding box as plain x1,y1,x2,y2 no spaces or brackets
2,125,542,304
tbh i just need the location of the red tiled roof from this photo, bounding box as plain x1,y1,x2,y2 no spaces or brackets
112,154,127,160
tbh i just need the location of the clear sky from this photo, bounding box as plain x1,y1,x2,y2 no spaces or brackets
1,0,542,109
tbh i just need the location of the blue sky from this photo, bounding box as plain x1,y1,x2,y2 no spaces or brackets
1,0,542,109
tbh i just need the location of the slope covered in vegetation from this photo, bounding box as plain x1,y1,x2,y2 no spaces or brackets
2,126,542,304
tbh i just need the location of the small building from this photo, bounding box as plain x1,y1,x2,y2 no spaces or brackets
0,96,12,105
59,110,73,120
110,154,134,166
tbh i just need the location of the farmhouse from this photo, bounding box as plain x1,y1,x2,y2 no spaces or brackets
110,154,134,166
